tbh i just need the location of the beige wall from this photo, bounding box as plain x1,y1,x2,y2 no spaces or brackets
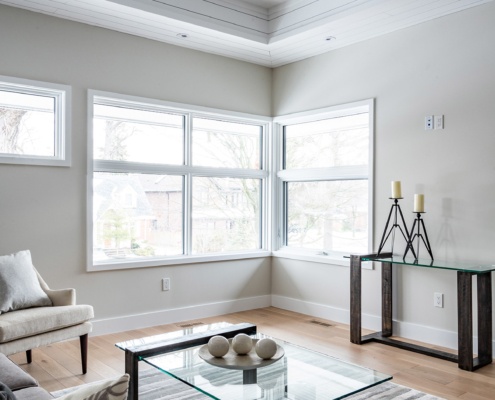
272,1,495,339
0,5,272,326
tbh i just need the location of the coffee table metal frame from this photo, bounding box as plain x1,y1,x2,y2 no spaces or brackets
116,322,257,400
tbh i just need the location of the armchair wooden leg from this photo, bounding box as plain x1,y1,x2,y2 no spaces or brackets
26,349,32,364
80,334,88,374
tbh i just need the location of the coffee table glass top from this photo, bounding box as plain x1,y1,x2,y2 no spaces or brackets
142,333,391,400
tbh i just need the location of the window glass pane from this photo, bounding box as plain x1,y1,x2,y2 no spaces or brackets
192,177,260,253
286,180,368,253
192,117,261,169
0,90,55,156
93,104,183,164
284,113,369,169
93,172,183,262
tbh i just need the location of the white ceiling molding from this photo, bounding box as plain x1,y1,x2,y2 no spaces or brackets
0,0,492,67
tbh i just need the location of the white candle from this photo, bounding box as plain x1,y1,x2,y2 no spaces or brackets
414,194,425,213
391,181,402,198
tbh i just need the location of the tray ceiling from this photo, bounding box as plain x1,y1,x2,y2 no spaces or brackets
0,0,492,67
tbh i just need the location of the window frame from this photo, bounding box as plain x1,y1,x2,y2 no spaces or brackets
272,99,374,266
87,90,271,271
0,75,71,167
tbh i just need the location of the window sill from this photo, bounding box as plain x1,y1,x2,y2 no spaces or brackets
272,249,373,269
88,250,272,271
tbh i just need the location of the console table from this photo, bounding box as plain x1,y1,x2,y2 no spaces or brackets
350,253,494,371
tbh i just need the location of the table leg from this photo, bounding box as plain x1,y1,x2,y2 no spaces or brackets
350,255,362,344
477,272,492,366
458,271,473,371
382,262,393,337
125,350,139,400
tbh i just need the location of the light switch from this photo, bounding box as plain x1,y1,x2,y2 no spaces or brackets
434,115,444,130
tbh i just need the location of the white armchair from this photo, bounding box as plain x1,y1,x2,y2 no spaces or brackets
0,251,94,374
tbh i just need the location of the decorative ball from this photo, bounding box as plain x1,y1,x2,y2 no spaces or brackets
255,338,277,359
207,336,230,358
232,333,253,355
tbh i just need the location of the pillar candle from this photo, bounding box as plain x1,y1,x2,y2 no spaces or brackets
414,194,425,213
391,181,402,198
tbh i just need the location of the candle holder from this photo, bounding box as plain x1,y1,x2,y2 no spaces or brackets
377,198,416,258
404,212,434,260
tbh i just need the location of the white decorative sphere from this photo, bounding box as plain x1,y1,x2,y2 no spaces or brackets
255,338,277,359
232,333,253,355
207,336,230,358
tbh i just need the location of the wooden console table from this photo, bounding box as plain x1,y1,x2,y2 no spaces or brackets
350,253,493,371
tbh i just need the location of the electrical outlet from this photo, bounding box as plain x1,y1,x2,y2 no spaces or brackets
425,115,434,130
162,278,171,291
434,292,443,308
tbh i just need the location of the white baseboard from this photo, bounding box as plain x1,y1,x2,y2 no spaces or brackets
91,295,271,336
91,293,494,354
271,295,492,353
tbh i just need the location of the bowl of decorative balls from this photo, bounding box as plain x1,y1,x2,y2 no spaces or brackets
199,334,284,370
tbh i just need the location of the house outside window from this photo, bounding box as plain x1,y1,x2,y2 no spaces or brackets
0,75,71,166
274,99,374,262
88,91,270,270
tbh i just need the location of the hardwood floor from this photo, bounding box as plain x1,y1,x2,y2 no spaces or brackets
9,307,495,399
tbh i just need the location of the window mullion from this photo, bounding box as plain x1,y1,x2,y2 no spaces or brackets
184,113,193,255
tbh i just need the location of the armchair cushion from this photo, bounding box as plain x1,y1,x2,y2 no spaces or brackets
0,251,52,314
0,305,94,342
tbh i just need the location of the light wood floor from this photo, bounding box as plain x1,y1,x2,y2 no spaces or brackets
9,307,495,399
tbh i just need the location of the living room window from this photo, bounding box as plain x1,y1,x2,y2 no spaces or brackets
88,91,270,270
273,99,373,264
0,75,70,166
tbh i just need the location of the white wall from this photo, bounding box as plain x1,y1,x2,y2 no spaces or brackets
0,5,272,333
1,1,495,347
272,2,495,348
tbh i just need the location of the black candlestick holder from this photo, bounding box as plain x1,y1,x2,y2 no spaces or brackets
377,198,416,258
404,212,434,260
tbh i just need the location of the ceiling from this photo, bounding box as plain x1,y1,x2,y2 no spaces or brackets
0,0,492,67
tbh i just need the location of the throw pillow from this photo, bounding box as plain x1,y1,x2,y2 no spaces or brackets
55,374,129,400
0,381,16,400
0,250,52,314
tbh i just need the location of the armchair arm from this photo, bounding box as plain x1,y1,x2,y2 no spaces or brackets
44,288,76,306
33,266,77,306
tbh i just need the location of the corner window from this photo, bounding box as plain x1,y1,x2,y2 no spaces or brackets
275,100,373,257
0,75,70,166
88,91,269,270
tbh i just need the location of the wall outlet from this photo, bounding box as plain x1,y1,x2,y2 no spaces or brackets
162,278,171,291
434,292,443,308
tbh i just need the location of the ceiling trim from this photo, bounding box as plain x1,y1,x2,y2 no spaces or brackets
0,0,492,67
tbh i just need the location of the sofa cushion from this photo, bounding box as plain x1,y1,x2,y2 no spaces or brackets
0,354,38,391
0,306,94,342
0,381,16,400
12,387,53,400
0,250,52,314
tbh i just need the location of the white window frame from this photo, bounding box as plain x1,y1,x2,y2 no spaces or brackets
87,90,271,271
272,99,374,267
0,75,71,167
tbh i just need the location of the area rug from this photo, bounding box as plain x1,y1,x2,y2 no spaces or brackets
136,368,445,400
51,368,444,399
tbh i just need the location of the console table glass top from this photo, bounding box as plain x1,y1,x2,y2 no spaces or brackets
359,255,495,273
142,332,392,400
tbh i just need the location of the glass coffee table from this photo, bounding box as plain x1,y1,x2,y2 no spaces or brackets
120,323,391,400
